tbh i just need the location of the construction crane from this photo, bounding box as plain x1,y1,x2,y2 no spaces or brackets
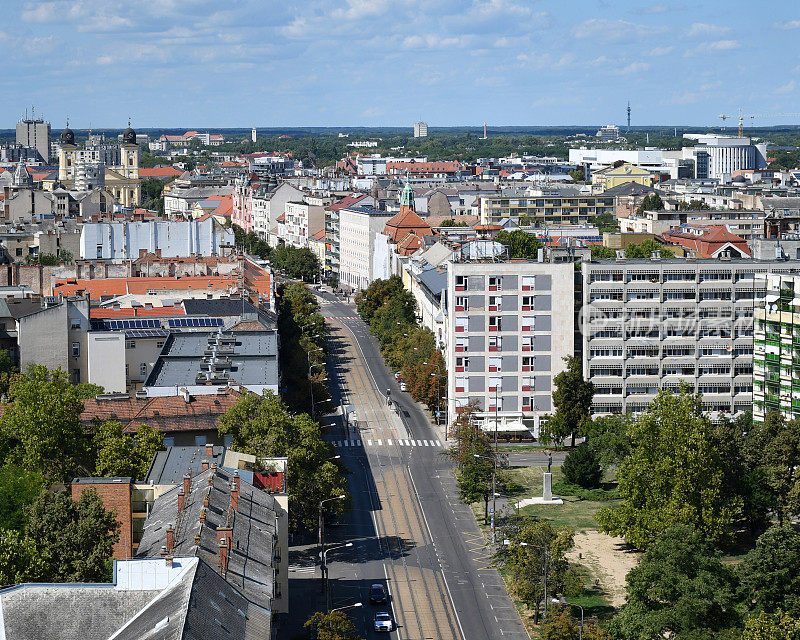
719,108,800,136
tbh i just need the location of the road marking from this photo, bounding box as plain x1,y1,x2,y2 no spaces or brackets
377,439,383,445
343,440,349,447
387,439,393,445
368,439,373,446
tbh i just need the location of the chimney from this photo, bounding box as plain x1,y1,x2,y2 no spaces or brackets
182,387,191,403
216,526,232,547
203,492,209,508
233,470,240,492
201,460,209,472
165,555,173,568
194,532,201,545
182,474,191,497
160,545,168,557
219,541,229,575
206,443,214,456
166,523,175,553
200,507,206,524
177,488,185,512
230,481,239,512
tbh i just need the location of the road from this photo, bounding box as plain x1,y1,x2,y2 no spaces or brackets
280,290,529,640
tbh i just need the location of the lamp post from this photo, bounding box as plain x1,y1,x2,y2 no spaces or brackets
323,542,353,610
553,597,584,640
330,602,362,613
318,494,346,589
423,361,442,427
474,453,498,543
515,541,550,621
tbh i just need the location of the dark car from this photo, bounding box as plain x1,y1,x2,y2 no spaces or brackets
369,583,387,604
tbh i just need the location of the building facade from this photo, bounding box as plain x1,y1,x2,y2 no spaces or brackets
582,259,800,420
16,117,51,162
480,186,615,226
338,205,393,290
445,260,576,437
414,121,428,138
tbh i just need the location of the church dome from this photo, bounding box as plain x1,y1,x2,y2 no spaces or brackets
60,126,75,146
122,126,137,144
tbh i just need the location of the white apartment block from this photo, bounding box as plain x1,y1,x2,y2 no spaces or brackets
338,206,393,290
582,258,800,420
445,260,575,437
414,122,428,138
283,201,324,249
619,209,765,240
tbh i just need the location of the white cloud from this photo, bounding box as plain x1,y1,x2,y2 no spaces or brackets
615,62,651,75
776,80,797,94
686,22,730,37
400,34,465,50
774,20,800,30
707,39,740,51
649,46,674,56
572,18,666,44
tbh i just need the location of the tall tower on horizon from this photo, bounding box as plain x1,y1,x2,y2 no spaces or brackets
627,101,631,129
251,127,257,143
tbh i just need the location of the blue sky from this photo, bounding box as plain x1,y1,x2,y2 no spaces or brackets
3,0,800,128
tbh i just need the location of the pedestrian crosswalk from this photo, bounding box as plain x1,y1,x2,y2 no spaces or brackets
330,438,444,449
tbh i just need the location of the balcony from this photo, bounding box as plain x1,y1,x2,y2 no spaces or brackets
521,305,533,311
455,345,466,353
489,346,499,352
522,325,533,332
455,326,466,333
455,285,466,292
455,366,465,373
488,305,500,312
488,325,499,332
455,305,466,312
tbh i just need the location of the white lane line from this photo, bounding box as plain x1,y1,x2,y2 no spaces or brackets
356,440,361,446
343,440,349,447
377,439,383,445
387,439,393,446
368,439,373,446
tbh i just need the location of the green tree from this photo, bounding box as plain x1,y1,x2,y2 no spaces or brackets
494,229,544,259
624,239,674,259
594,211,619,234
597,388,741,549
590,245,618,259
742,611,800,640
635,192,664,214
92,421,163,480
739,526,800,616
0,365,102,481
568,168,585,183
541,356,594,447
217,392,348,532
584,414,632,469
562,445,603,489
542,607,579,640
356,276,408,324
0,528,46,586
678,199,711,211
25,489,119,583
303,610,364,640
610,526,741,640
0,464,47,531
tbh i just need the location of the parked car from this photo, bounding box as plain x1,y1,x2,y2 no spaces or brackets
399,382,407,392
374,612,393,632
369,583,387,604
394,372,401,381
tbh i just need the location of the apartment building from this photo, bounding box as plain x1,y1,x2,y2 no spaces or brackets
582,258,800,420
283,201,324,248
752,274,800,424
445,260,576,437
480,185,615,226
338,205,393,290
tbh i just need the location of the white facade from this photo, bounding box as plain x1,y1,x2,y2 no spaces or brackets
414,122,428,138
87,332,127,392
283,201,324,249
80,219,235,259
338,207,392,290
569,147,664,170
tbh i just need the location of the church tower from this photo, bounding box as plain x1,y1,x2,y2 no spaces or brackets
57,122,76,182
120,121,140,180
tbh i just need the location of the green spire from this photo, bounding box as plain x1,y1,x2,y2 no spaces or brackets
400,171,415,208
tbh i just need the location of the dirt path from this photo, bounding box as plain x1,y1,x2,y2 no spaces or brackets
567,531,640,607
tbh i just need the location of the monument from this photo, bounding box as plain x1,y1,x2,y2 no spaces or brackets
516,452,563,507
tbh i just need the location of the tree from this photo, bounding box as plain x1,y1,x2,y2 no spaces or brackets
303,610,364,640
597,388,741,549
562,446,603,489
25,489,119,583
494,230,544,259
0,464,47,531
92,421,163,480
739,526,800,616
635,192,664,214
542,607,578,640
0,366,102,481
678,199,710,211
447,401,496,520
217,392,348,532
541,356,594,447
624,239,674,259
590,245,617,259
568,168,585,183
742,611,800,640
0,528,46,586
356,276,408,324
584,414,632,469
610,526,741,640
594,211,619,234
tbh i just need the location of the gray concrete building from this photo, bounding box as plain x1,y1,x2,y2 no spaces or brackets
581,258,800,420
16,117,51,162
445,259,576,437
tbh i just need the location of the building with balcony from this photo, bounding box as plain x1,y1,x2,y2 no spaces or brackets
445,259,576,437
582,259,800,420
480,186,615,226
753,273,800,424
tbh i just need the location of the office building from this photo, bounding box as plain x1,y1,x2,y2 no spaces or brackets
582,258,800,420
753,274,800,424
596,124,621,141
662,135,768,180
338,205,393,290
479,185,615,226
414,121,428,138
16,115,51,162
445,259,576,437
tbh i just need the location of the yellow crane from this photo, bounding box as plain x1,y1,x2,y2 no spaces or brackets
719,108,800,136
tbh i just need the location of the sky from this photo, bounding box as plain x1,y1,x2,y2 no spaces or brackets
3,0,800,129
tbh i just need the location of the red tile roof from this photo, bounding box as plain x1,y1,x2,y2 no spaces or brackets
384,206,434,243
386,161,461,173
326,193,368,211
139,166,182,178
254,472,286,493
661,225,751,258
54,276,243,297
90,306,185,318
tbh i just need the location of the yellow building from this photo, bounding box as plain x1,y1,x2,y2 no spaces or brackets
55,124,141,208
591,162,654,192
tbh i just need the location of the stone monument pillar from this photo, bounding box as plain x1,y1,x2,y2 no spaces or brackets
543,472,553,501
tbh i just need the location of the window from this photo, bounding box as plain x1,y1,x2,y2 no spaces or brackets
70,319,81,329
455,377,468,393
521,376,535,392
488,276,502,292
15,248,22,257
455,275,467,292
455,356,469,372
71,342,80,357
521,396,533,411
521,296,534,311
125,364,129,377
156,341,165,348
488,396,502,412
488,377,502,392
140,363,147,377
522,316,535,331
455,296,468,311
488,336,501,352
488,316,501,332
96,244,103,257
126,340,135,349
522,356,534,371
488,356,502,372
455,317,468,333
488,296,501,311
521,275,535,291
522,336,533,352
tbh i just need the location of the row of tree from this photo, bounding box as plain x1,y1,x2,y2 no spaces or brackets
590,239,675,260
231,225,322,282
356,276,446,418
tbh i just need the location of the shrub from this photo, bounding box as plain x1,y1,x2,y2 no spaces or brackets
562,446,603,489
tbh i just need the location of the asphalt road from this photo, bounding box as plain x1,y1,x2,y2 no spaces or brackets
286,290,530,640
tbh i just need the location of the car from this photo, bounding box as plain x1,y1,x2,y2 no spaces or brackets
399,382,407,392
369,583,387,604
394,372,401,381
374,612,393,632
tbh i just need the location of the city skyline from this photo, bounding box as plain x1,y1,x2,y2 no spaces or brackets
4,0,800,128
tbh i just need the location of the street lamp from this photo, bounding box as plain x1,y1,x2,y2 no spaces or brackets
323,542,354,610
474,453,498,543
552,597,584,640
330,602,362,613
318,494,346,589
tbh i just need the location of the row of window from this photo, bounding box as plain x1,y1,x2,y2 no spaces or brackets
455,356,539,371
590,272,758,284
